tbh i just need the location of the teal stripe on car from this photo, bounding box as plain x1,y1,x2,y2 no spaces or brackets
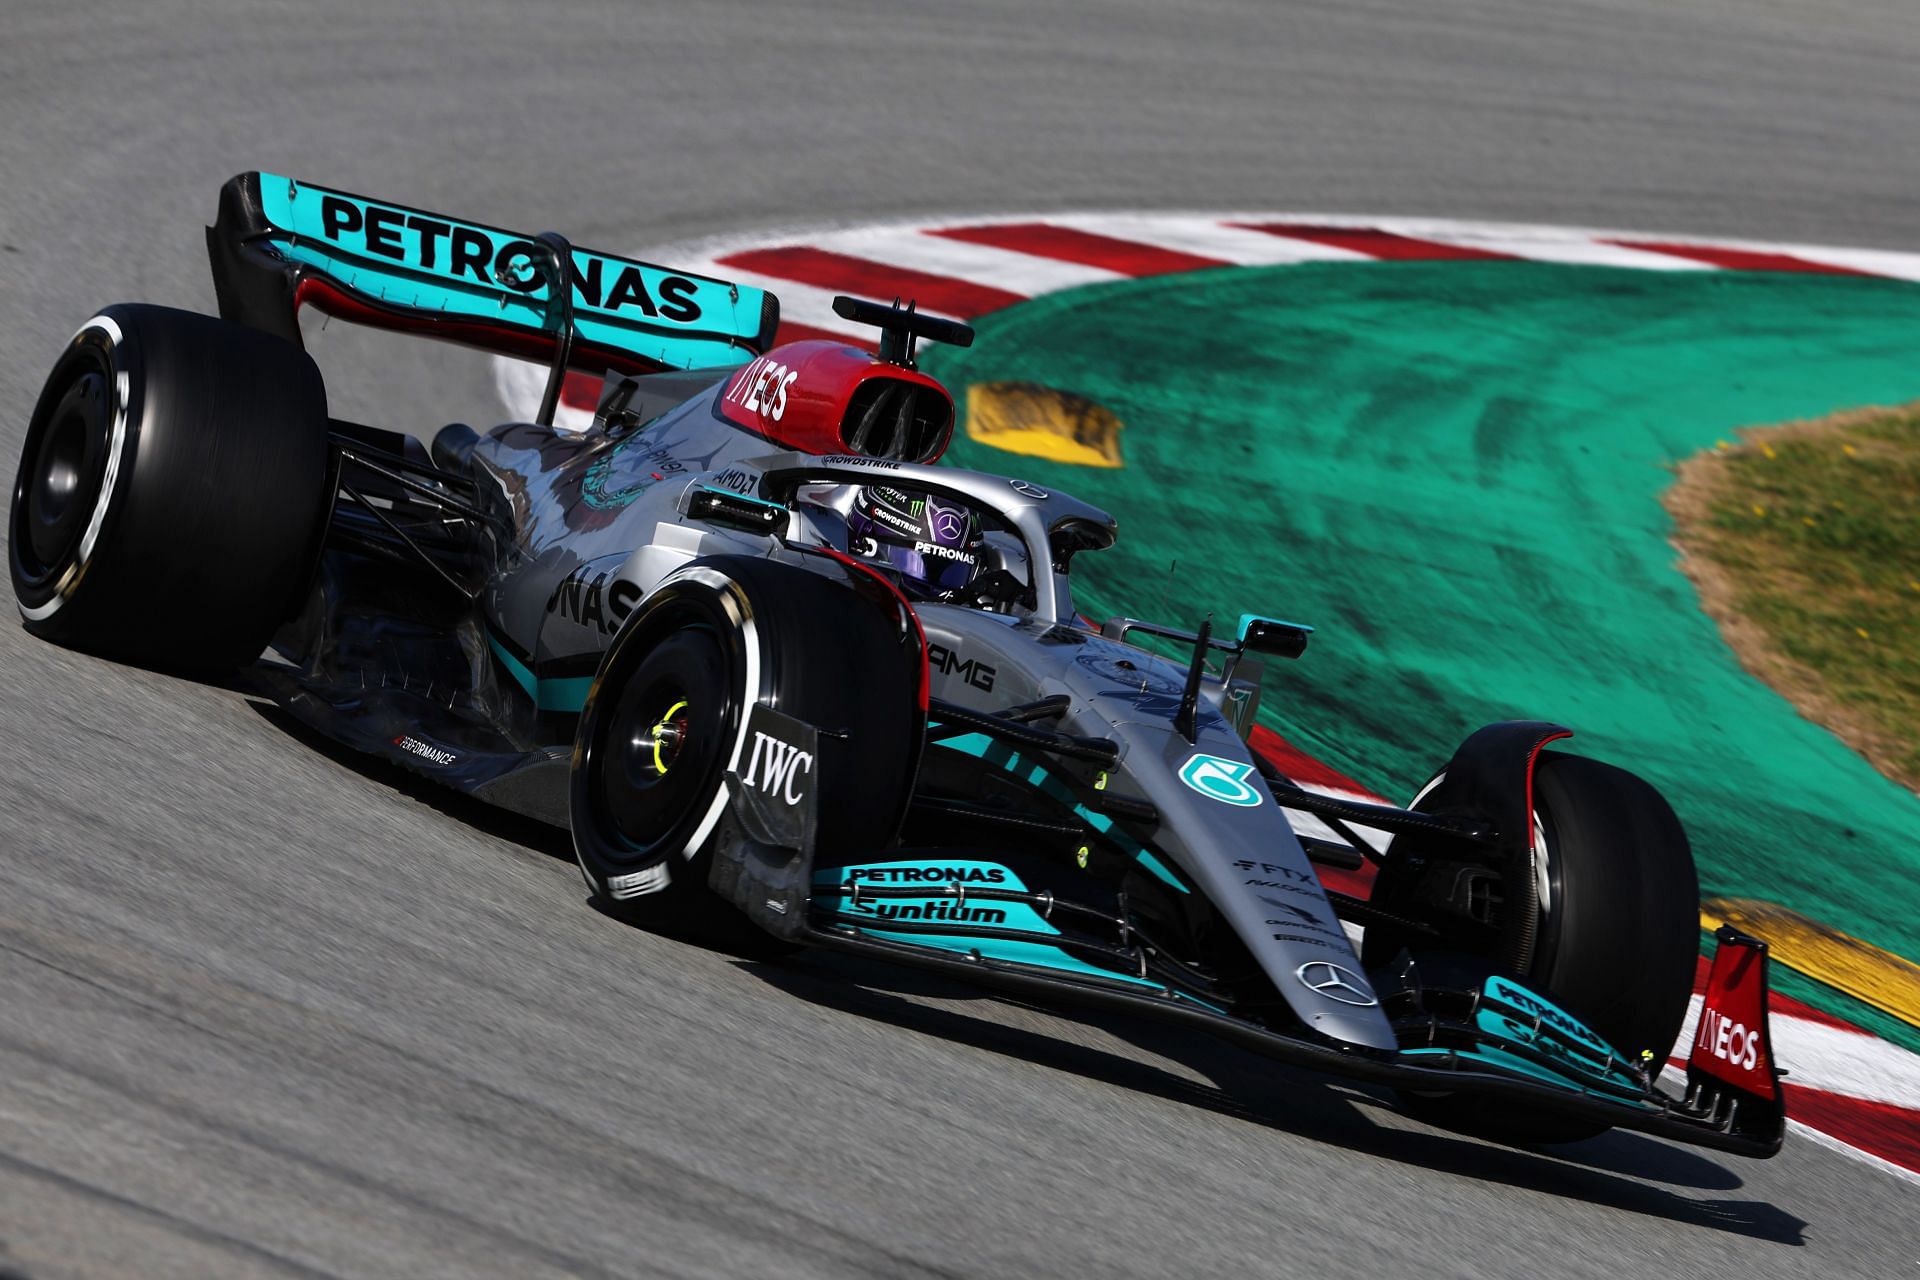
931,729,1190,894
487,633,591,714
813,859,1223,1010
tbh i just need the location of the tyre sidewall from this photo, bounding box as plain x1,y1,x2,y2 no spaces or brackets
1526,751,1699,1062
9,304,330,670
11,315,145,625
571,567,756,903
569,556,924,915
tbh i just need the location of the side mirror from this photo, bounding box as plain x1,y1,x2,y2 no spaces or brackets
1238,613,1312,660
1047,515,1116,571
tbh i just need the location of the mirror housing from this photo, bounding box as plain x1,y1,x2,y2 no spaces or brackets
1239,613,1312,660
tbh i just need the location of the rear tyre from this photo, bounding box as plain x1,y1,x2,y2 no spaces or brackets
570,556,923,945
9,304,330,671
1372,751,1698,1144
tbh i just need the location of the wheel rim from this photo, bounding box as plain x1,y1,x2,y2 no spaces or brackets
15,355,112,583
640,699,691,777
1528,802,1568,981
1531,810,1553,920
591,626,731,856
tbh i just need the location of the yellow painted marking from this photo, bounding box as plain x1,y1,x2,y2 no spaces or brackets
651,699,688,776
1701,896,1920,1029
966,382,1125,468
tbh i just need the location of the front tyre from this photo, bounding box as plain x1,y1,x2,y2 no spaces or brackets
10,305,329,671
573,576,750,907
570,556,923,939
1522,752,1699,1071
1371,750,1699,1145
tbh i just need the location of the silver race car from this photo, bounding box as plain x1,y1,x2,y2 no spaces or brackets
9,173,1787,1156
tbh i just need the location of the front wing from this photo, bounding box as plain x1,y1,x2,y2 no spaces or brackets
798,908,1785,1158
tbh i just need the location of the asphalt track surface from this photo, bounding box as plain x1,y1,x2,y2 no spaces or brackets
4,2,1919,1276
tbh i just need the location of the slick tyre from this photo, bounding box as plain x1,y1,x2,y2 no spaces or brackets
570,555,922,944
10,305,329,671
1375,751,1698,1145
1521,752,1699,1068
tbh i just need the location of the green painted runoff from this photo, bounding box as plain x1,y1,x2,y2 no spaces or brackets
922,262,1920,1050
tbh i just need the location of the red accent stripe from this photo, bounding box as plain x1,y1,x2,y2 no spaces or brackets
1233,222,1517,262
1249,725,1384,800
1603,241,1874,276
1784,1084,1920,1175
717,246,1025,317
773,321,873,352
1522,731,1575,892
1315,861,1380,900
1247,725,1383,899
928,223,1229,277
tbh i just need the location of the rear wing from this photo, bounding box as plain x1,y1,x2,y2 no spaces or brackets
206,172,778,411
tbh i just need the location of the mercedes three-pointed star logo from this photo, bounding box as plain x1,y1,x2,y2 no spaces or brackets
1295,961,1377,1007
928,502,964,541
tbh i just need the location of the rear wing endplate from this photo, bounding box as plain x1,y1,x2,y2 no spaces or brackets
206,172,778,405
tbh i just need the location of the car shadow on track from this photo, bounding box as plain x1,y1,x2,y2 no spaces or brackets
240,698,1806,1247
744,950,1807,1247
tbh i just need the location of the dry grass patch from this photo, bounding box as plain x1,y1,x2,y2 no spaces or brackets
1666,403,1920,792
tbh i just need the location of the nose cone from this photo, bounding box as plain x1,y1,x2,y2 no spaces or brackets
1291,959,1397,1050
1076,672,1402,1052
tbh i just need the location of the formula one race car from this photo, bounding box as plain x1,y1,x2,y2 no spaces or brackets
9,173,1786,1156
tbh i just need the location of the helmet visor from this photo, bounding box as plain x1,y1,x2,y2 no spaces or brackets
879,539,979,595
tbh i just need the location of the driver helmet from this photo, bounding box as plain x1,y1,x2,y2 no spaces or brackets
846,485,984,598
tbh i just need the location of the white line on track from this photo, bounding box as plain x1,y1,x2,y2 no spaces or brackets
1789,1119,1920,1191
1038,214,1373,265
620,212,1920,285
808,226,1125,293
1673,993,1920,1110
671,257,884,337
